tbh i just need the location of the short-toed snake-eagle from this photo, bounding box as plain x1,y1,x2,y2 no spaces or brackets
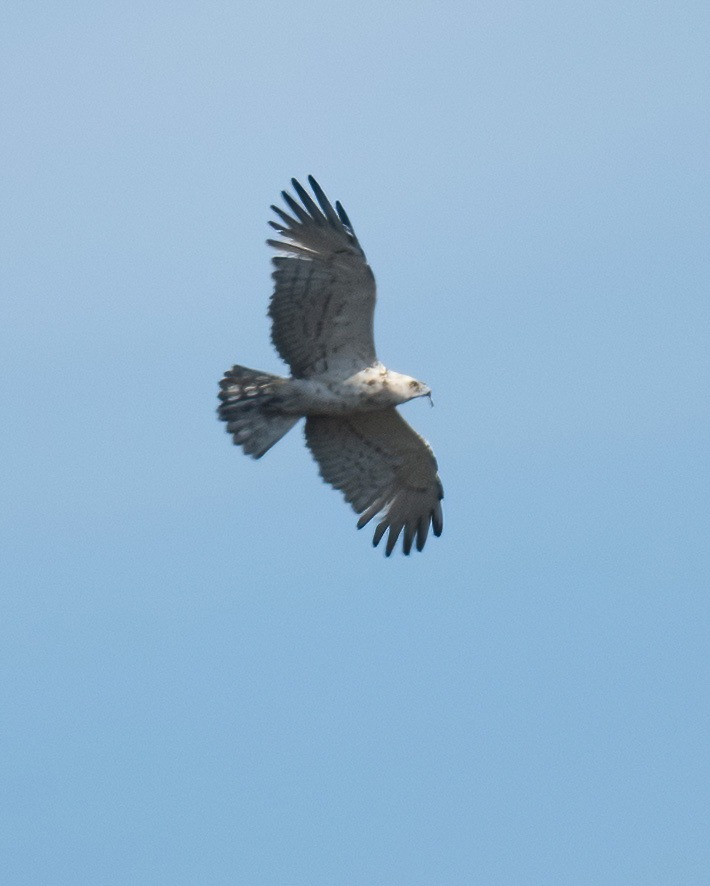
218,177,443,555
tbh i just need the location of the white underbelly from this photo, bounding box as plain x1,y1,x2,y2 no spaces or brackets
282,375,395,416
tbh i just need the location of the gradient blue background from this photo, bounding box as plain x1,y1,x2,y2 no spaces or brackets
2,3,709,883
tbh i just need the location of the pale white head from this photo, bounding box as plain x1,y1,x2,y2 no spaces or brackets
386,371,433,406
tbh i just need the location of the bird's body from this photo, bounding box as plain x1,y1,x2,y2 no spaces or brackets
225,365,430,417
219,177,443,555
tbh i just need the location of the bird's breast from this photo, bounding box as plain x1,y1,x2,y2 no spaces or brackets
280,371,403,416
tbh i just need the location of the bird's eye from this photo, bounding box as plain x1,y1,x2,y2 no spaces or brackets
409,380,418,388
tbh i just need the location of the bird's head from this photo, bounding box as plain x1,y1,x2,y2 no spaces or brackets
389,373,433,406
407,378,432,401
366,369,434,407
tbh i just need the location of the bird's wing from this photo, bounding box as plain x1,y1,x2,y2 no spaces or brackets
267,176,377,379
305,409,443,556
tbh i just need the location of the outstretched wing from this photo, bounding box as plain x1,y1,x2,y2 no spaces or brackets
267,176,377,379
305,410,444,556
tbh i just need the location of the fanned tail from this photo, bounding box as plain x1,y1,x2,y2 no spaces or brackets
218,365,299,458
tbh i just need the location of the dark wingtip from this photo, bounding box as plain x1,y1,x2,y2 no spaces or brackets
335,200,351,227
290,177,323,224
372,521,387,549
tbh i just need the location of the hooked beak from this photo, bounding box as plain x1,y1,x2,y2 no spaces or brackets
427,392,434,408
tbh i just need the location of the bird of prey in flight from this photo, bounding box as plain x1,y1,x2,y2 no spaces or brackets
218,176,443,555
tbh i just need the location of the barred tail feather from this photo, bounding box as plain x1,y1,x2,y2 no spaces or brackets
218,365,299,458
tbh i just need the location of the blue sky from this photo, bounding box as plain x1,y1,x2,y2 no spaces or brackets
1,2,709,883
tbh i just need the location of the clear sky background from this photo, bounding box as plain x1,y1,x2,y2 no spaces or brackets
2,2,709,884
